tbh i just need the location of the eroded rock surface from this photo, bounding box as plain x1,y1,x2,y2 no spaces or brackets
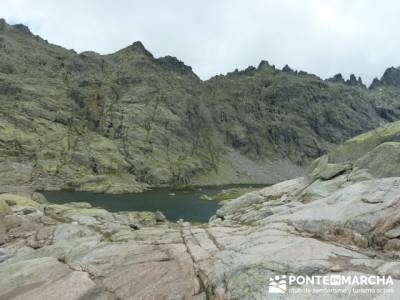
3,19,400,192
1,174,400,299
1,123,400,299
1,177,400,299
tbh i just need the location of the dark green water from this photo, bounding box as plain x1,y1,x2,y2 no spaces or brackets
44,185,264,223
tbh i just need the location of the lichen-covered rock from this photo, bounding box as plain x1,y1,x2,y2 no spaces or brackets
329,121,400,164
0,257,96,299
308,121,400,181
355,141,400,178
1,165,400,299
2,19,400,192
0,193,41,209
2,20,400,299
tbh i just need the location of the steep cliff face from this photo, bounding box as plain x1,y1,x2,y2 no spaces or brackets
202,64,400,165
0,20,217,193
1,19,400,193
371,66,400,89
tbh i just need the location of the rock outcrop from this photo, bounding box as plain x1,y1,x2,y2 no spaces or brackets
1,122,400,299
1,19,400,193
326,73,345,84
370,66,400,88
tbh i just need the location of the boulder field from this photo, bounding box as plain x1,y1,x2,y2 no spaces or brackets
1,122,400,299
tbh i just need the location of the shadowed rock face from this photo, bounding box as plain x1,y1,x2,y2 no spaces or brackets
1,123,400,299
1,19,400,193
371,67,400,88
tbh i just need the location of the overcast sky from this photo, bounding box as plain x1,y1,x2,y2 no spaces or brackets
1,0,399,84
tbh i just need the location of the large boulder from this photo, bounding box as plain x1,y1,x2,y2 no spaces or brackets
308,121,400,181
329,120,400,164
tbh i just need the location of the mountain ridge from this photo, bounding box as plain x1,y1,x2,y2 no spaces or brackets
1,19,400,193
5,18,400,87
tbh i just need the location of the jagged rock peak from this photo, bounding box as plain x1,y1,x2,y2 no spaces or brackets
371,66,400,89
12,23,31,34
370,77,381,89
156,55,196,76
346,74,366,88
117,41,154,58
326,73,365,88
0,19,32,35
257,60,270,70
347,74,358,85
244,65,256,72
226,65,257,76
326,73,345,83
130,41,147,51
357,76,365,87
282,64,295,73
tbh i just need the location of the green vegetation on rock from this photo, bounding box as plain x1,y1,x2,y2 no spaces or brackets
1,19,400,193
308,120,400,181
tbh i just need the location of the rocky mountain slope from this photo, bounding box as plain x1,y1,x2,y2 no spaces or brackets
1,121,400,299
1,18,400,193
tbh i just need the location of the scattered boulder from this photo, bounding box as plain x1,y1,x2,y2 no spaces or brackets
31,192,48,204
154,211,167,222
384,239,400,252
386,226,400,239
318,163,350,180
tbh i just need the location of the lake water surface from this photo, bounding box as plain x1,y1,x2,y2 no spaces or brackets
44,185,264,223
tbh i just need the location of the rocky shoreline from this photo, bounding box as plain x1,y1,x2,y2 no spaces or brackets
1,122,400,299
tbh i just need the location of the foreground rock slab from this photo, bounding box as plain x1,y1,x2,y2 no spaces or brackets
2,122,400,299
1,173,400,299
